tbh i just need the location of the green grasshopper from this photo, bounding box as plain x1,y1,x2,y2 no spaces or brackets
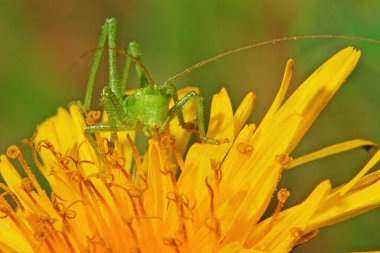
81,18,378,150
82,17,228,149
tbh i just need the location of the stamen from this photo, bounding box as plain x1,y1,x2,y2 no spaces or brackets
276,153,293,169
86,232,108,252
250,188,290,246
166,192,195,221
127,217,163,250
70,172,82,183
127,192,140,217
161,168,178,189
85,110,101,125
85,180,111,210
237,142,254,155
210,160,223,184
112,176,148,216
7,145,44,195
66,155,95,171
204,177,221,237
161,135,176,149
0,197,12,219
35,140,74,175
127,134,143,176
0,184,24,211
51,192,66,202
86,233,107,252
163,237,182,253
23,138,46,175
124,218,141,252
292,229,319,248
22,178,35,193
98,137,113,155
102,173,121,207
43,238,56,253
4,207,40,251
161,135,185,171
277,188,290,203
290,227,303,244
163,166,194,241
55,200,82,232
36,140,65,167
103,172,115,185
61,232,76,253
135,176,148,215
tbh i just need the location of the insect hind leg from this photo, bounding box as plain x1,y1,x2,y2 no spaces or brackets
82,17,123,112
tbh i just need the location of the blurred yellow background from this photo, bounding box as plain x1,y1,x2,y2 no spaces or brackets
1,1,379,252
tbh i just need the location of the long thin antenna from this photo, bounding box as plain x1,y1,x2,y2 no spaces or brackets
114,48,155,86
69,47,156,86
164,35,380,85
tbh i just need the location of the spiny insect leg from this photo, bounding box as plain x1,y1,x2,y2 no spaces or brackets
85,85,128,155
100,86,129,142
85,122,114,156
85,86,131,156
160,84,194,130
163,91,228,145
105,18,123,103
82,17,123,111
82,19,109,111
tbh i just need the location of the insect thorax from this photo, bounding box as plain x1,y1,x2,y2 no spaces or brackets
124,86,169,135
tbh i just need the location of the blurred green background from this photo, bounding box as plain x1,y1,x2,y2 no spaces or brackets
1,1,379,252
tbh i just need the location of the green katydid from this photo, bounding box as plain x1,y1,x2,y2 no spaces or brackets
81,17,380,151
82,17,228,149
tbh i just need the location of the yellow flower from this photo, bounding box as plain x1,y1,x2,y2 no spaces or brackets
1,47,379,253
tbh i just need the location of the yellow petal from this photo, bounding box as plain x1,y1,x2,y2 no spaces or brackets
253,59,293,139
207,88,235,140
218,114,303,247
306,170,380,232
0,219,34,253
288,139,377,169
233,92,256,136
179,88,234,199
245,180,331,252
335,149,380,196
279,47,361,151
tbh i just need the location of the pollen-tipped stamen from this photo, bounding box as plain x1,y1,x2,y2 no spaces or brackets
251,188,290,246
7,145,44,195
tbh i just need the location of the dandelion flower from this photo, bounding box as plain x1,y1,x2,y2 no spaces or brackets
1,47,380,253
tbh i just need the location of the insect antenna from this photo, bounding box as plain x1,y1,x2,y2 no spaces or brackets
68,48,100,74
164,34,380,85
70,46,156,86
113,48,155,86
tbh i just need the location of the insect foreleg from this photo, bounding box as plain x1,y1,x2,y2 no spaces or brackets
162,91,228,145
160,83,191,130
